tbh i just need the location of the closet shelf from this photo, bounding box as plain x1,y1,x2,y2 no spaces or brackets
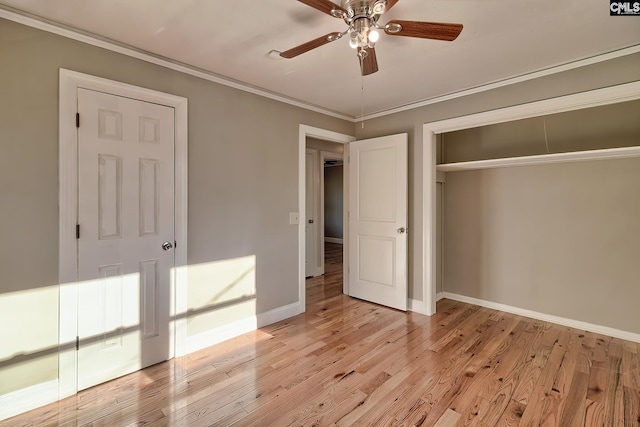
436,146,640,172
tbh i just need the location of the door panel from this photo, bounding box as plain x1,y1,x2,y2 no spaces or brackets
77,88,175,390
348,134,408,310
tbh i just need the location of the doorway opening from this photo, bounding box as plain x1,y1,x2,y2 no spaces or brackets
304,146,344,279
305,139,345,279
298,125,354,311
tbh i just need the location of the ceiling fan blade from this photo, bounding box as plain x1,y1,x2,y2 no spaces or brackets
359,47,379,76
297,0,347,17
280,32,342,58
384,20,463,41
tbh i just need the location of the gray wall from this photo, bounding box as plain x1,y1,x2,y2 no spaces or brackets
359,52,640,303
0,17,352,395
444,158,640,333
324,166,343,239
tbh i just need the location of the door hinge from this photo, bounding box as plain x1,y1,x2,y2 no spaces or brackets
76,112,80,128
76,224,80,239
174,240,177,249
75,336,79,351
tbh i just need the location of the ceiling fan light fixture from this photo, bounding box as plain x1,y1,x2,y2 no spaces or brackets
368,29,380,43
348,17,378,49
349,27,360,48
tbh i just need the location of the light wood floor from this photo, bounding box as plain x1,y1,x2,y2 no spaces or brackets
4,243,639,426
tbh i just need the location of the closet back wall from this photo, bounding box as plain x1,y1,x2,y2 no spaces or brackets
442,102,640,334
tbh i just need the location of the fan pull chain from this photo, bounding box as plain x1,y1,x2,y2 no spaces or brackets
361,74,365,129
360,52,365,129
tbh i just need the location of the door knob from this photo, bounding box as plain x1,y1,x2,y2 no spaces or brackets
309,219,314,224
162,241,174,251
397,227,406,234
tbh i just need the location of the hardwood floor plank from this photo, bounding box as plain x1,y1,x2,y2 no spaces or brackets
623,386,640,427
458,320,534,424
517,329,573,425
3,244,639,427
333,360,416,426
559,371,590,427
603,339,626,426
417,314,522,426
584,398,606,427
270,374,368,426
623,340,640,392
496,399,526,427
433,408,462,427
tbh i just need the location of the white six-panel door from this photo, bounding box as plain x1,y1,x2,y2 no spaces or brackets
76,88,175,390
348,134,408,311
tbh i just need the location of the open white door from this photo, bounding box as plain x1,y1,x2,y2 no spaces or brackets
76,88,175,390
348,134,408,311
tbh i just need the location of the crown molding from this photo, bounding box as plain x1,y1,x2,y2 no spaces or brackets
0,6,352,121
360,44,640,121
2,6,638,123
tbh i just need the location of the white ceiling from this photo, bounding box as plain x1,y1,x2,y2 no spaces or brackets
1,0,639,118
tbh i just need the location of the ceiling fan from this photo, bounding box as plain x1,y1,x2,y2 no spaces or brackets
280,0,463,76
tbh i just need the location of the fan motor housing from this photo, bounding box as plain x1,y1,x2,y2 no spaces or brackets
342,0,381,19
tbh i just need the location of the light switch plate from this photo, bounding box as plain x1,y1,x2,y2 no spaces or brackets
289,212,299,225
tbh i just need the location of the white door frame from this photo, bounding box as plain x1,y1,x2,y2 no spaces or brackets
59,69,188,398
422,81,640,316
319,151,344,270
298,125,355,310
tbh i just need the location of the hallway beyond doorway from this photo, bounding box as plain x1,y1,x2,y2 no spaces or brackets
306,242,343,308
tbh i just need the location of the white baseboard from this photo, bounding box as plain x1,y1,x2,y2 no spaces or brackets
441,292,640,344
183,316,258,355
324,237,344,244
408,298,426,314
257,302,303,328
182,302,303,355
409,295,445,315
0,379,58,421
